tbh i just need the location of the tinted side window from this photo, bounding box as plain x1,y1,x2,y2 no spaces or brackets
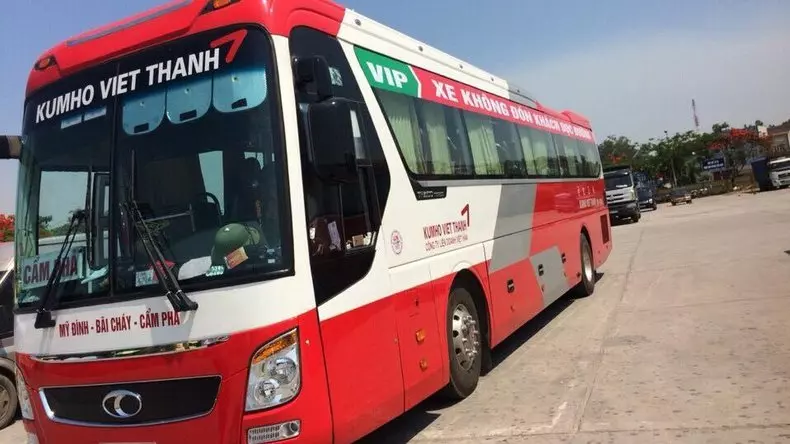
522,126,560,177
579,141,602,177
357,46,589,181
491,119,526,177
375,90,477,178
552,135,571,177
463,111,502,176
376,90,427,174
290,27,391,305
561,136,584,177
417,100,475,176
517,126,538,176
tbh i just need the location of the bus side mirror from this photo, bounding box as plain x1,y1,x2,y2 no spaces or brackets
293,55,334,101
307,98,363,183
0,135,21,159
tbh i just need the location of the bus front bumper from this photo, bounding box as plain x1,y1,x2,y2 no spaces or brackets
17,311,332,444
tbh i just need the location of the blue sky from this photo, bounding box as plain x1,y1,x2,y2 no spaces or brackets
2,0,790,214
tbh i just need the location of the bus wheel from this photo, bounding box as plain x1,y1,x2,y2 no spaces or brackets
442,286,482,400
574,233,596,297
0,374,18,429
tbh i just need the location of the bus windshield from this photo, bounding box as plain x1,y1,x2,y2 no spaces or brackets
14,26,290,310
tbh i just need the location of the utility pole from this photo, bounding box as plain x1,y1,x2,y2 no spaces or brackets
665,130,678,187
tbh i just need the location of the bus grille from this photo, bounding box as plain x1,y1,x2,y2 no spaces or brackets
39,375,221,427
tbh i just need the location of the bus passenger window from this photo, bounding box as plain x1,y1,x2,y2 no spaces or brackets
377,91,427,175
521,127,560,177
517,126,539,176
463,112,503,176
492,119,526,177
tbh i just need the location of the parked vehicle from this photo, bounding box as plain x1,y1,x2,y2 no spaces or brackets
0,242,18,430
637,188,657,211
768,156,790,189
670,189,693,205
604,165,641,222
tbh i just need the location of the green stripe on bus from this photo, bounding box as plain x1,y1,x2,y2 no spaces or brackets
354,47,420,97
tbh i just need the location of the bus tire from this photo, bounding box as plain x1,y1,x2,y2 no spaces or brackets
441,286,482,400
0,373,18,430
574,233,596,297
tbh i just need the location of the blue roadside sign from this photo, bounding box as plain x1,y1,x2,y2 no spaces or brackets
702,158,726,172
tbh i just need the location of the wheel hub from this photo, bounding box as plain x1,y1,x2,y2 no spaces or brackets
451,303,480,371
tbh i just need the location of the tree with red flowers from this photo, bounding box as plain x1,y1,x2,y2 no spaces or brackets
0,214,13,242
707,125,771,187
598,135,638,167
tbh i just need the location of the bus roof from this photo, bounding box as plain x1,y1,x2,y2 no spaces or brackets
26,0,593,130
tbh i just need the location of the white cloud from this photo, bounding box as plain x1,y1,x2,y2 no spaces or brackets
507,16,790,142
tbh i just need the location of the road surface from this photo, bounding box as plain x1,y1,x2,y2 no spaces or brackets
361,190,790,443
2,190,790,443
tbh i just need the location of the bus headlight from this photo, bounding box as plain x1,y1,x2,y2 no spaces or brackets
246,329,301,412
15,367,34,420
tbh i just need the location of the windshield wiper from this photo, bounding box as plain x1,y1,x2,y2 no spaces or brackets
34,210,86,329
124,198,198,313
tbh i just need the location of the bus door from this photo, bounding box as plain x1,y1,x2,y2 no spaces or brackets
289,27,403,442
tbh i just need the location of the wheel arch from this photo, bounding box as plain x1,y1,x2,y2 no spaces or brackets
450,269,491,354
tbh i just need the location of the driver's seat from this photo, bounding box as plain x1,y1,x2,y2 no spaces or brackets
190,198,223,232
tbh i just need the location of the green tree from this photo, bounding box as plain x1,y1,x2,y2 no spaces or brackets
712,122,731,134
637,131,707,186
601,121,771,188
598,135,638,167
708,127,771,187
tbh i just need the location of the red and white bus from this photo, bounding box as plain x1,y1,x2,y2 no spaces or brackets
5,0,612,442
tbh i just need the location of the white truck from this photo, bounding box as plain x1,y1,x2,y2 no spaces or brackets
768,156,790,189
604,165,641,223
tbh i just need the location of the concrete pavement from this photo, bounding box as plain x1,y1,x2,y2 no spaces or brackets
0,419,24,443
361,190,790,443
1,189,789,443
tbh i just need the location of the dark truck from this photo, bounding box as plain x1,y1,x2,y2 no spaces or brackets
604,165,641,223
637,187,658,211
